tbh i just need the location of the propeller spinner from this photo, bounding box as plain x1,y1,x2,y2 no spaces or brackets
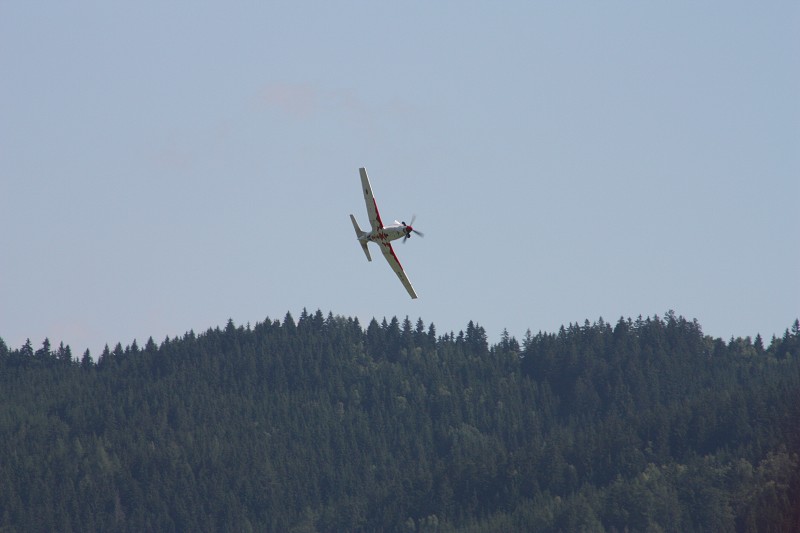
402,215,424,243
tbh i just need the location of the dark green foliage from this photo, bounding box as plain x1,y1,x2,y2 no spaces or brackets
1,312,798,532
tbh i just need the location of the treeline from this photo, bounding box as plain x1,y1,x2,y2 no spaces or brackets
0,311,798,532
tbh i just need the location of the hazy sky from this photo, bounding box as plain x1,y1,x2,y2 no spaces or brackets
2,2,798,355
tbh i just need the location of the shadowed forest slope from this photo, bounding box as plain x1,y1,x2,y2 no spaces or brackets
1,311,799,532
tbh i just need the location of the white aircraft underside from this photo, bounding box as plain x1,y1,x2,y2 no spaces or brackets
349,167,421,299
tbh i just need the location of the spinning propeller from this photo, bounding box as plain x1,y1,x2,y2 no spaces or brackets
401,215,424,243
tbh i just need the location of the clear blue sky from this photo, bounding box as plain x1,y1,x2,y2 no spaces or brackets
2,2,798,355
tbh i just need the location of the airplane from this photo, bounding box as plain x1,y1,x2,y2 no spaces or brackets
350,167,423,299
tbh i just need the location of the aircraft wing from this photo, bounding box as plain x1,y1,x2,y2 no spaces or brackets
379,241,418,299
359,167,384,233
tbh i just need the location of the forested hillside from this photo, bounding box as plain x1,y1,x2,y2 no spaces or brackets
1,312,799,532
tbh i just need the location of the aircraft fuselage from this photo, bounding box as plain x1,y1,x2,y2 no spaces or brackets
360,223,410,245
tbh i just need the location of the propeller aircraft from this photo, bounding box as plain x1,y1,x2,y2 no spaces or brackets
349,167,423,299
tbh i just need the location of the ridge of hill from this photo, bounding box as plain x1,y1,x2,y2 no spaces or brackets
1,311,799,532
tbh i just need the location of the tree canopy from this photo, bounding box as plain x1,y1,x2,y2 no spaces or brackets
1,311,798,531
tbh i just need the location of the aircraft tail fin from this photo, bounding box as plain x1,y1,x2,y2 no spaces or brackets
350,214,372,261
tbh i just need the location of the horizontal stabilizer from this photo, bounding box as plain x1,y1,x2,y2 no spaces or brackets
350,214,371,261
